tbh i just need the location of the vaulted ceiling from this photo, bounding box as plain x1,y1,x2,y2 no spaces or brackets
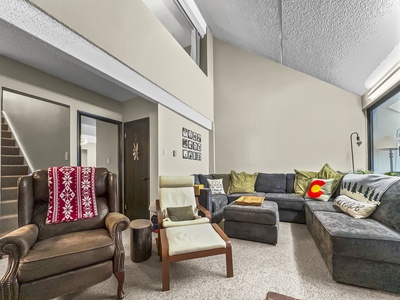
193,0,400,96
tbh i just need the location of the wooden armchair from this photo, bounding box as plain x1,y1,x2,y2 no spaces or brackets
155,175,233,291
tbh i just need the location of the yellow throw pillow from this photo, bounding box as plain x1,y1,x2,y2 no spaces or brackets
229,170,257,194
294,169,318,196
317,163,344,193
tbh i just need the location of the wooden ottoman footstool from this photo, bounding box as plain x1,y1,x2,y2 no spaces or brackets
223,200,279,244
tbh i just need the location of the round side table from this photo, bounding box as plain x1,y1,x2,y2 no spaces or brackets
130,219,152,263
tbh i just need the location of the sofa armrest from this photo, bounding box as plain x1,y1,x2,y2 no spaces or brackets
105,212,130,273
0,224,39,299
198,188,213,214
105,212,130,238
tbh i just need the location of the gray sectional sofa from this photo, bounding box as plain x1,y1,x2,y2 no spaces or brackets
195,172,311,224
194,172,400,294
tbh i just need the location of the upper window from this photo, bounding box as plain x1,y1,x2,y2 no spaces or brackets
368,86,400,174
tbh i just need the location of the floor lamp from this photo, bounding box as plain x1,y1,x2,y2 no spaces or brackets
377,135,397,172
350,132,362,172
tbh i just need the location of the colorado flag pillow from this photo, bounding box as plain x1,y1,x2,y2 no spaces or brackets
305,178,334,201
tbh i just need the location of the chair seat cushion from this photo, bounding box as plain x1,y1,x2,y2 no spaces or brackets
18,228,114,283
166,223,226,256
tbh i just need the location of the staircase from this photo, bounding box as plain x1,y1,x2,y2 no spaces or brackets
1,115,29,236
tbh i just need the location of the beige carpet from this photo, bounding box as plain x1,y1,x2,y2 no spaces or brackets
1,222,399,300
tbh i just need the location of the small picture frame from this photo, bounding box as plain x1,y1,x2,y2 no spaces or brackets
193,142,198,151
188,151,194,160
197,134,201,142
198,144,201,151
188,130,193,139
182,127,188,137
193,132,197,141
188,140,193,149
198,153,202,161
182,149,188,159
182,138,188,148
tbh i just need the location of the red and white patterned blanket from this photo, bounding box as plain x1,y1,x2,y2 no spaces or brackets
46,166,98,224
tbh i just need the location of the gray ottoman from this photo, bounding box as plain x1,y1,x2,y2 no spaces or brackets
223,200,279,244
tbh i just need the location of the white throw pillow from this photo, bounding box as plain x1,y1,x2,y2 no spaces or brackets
334,195,379,219
207,178,225,194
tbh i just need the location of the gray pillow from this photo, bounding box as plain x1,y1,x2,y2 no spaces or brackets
167,205,195,221
255,173,286,193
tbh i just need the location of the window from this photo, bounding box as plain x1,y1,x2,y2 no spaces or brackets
368,86,400,174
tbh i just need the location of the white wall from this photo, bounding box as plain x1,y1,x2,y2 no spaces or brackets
30,0,214,121
158,105,209,176
0,55,122,166
213,39,366,173
122,97,158,203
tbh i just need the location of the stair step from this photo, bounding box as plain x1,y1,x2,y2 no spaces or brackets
1,187,17,201
1,155,24,165
2,176,21,188
1,123,8,131
1,200,17,215
1,146,19,155
1,131,11,138
2,165,28,176
0,214,18,235
1,138,15,147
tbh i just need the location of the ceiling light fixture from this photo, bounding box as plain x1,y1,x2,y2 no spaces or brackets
176,0,207,38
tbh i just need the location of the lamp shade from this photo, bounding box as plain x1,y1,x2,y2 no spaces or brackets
377,135,397,150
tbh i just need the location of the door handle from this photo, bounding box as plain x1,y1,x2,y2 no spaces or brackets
141,177,149,181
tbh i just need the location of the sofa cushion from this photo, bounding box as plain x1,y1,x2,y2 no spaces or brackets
207,178,225,194
305,200,341,213
211,194,229,213
229,171,257,193
316,163,344,194
255,173,286,193
294,169,318,196
18,229,114,283
334,195,379,219
265,193,305,211
372,180,400,232
213,173,230,194
198,174,213,188
286,173,295,194
312,211,400,265
304,178,334,201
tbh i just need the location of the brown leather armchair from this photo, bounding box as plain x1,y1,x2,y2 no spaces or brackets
0,168,130,300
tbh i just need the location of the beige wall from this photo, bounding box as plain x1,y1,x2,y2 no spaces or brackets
0,55,122,165
30,0,214,120
122,97,159,203
213,39,366,174
158,105,209,177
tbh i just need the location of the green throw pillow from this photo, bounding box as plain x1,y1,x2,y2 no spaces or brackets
167,205,195,221
229,170,257,194
294,169,318,196
317,163,344,193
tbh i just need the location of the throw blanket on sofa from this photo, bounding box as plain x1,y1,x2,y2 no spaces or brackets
340,173,400,203
46,166,97,224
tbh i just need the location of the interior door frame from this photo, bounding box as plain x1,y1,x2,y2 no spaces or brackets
77,111,123,212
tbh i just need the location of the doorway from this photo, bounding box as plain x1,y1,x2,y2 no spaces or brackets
77,111,122,209
124,118,150,220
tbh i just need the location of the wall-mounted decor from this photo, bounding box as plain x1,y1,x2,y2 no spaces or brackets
182,127,202,161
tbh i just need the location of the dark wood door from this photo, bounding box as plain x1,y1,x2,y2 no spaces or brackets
124,118,150,221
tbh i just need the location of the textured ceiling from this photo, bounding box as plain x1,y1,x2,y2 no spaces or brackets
194,0,400,95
